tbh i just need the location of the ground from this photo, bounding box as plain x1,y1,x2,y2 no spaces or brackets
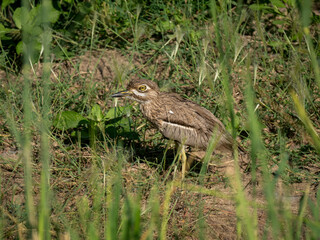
1,49,319,239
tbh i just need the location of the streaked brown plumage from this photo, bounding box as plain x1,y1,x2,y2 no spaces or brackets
112,79,234,177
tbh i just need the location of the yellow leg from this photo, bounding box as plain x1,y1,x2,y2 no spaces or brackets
180,145,187,180
175,143,193,180
185,155,194,173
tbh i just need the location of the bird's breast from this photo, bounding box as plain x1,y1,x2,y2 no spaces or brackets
140,101,161,125
140,101,176,126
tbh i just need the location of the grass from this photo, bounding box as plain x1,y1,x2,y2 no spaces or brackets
0,0,320,239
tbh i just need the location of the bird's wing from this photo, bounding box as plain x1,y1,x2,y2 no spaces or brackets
156,93,231,149
158,93,224,130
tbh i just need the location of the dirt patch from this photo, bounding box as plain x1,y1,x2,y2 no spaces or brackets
51,50,135,84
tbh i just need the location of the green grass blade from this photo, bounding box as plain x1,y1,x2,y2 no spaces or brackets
160,181,175,240
291,91,320,153
21,0,36,233
106,174,122,240
38,0,52,239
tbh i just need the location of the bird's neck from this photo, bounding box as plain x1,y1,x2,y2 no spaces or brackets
139,99,155,120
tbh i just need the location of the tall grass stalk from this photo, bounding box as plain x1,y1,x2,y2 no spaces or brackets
160,181,175,240
148,186,161,239
224,62,258,239
21,0,36,235
211,0,257,238
197,132,220,239
38,0,52,239
291,92,320,153
244,57,281,239
297,0,320,88
106,168,122,239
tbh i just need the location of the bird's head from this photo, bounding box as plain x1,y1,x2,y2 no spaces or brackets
111,79,160,103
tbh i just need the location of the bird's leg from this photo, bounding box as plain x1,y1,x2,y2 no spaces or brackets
174,142,186,179
185,153,195,173
180,144,187,180
174,142,190,179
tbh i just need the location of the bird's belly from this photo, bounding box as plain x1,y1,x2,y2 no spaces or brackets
159,121,207,148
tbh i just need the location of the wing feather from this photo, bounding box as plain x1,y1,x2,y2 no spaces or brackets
151,93,233,150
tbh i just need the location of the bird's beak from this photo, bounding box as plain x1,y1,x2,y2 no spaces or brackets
111,90,131,98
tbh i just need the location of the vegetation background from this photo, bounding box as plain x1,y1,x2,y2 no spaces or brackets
0,0,320,239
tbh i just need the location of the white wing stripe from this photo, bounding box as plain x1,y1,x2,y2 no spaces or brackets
161,121,199,146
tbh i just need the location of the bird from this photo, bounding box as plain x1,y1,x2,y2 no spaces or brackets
111,79,235,179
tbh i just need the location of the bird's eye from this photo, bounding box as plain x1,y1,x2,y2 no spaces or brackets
138,85,147,92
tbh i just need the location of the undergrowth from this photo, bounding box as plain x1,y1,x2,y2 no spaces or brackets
0,0,320,239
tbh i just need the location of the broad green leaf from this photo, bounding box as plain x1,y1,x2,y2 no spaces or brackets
0,23,9,39
105,107,118,120
47,3,60,23
28,5,40,23
117,118,130,132
0,25,17,40
1,0,15,9
105,106,135,139
285,0,295,7
29,26,42,36
13,7,26,29
105,106,131,120
106,116,123,125
16,41,23,54
270,0,286,8
106,116,130,131
38,2,60,23
88,104,104,122
53,111,88,130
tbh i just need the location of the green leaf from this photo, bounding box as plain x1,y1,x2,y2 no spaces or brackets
0,23,9,39
249,4,273,12
284,0,295,7
48,4,60,23
270,0,286,8
13,7,24,29
160,20,175,32
104,106,136,139
296,0,312,27
105,106,131,120
273,20,287,25
28,5,40,23
29,26,42,36
1,0,15,9
88,104,104,122
268,41,285,48
39,2,60,23
12,3,59,31
16,41,23,54
53,111,88,130
106,116,123,125
117,118,130,132
105,108,117,120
